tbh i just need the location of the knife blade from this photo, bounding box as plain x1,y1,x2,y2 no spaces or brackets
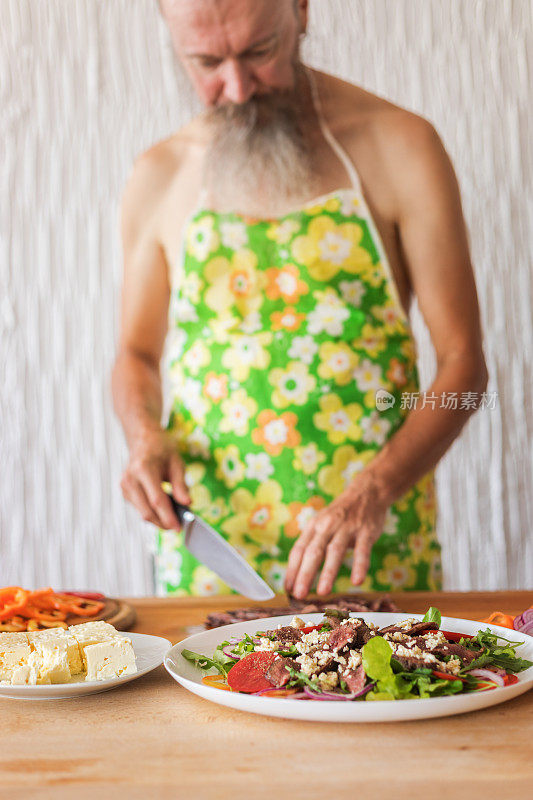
167,494,275,601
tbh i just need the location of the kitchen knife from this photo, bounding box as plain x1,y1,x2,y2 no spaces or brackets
165,490,275,601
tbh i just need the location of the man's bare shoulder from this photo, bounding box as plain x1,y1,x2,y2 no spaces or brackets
121,118,207,238
320,72,452,214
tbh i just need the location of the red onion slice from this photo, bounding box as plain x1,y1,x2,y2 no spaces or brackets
221,645,239,660
302,683,374,701
514,609,533,635
468,668,505,687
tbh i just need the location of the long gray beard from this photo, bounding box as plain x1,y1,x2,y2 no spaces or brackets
203,77,318,217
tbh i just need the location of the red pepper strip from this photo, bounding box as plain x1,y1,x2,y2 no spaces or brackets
0,589,31,621
480,612,515,629
473,682,497,691
432,670,467,682
301,624,323,634
503,674,519,686
60,591,106,601
440,630,475,643
16,606,67,622
52,595,105,616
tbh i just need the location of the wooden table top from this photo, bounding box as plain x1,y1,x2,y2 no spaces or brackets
1,591,532,800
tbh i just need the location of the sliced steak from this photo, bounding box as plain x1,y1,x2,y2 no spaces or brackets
265,625,303,645
404,621,439,636
327,619,369,651
265,657,298,688
340,664,366,694
379,621,439,637
379,624,405,635
431,642,477,665
392,653,433,672
359,625,376,645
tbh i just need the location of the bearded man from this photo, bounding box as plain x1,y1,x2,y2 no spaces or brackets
112,0,487,598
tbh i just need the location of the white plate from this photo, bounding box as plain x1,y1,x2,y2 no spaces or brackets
0,632,171,700
165,612,533,722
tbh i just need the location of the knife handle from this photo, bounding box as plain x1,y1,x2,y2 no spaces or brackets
167,494,190,525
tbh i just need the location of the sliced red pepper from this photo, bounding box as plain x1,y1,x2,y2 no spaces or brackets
503,673,519,686
480,612,515,629
0,589,30,621
301,624,324,634
440,630,475,643
61,591,106,601
472,681,497,691
432,670,466,682
227,651,277,693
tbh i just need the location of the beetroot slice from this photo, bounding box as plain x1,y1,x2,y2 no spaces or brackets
227,651,278,693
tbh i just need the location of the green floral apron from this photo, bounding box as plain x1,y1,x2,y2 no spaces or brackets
154,179,441,596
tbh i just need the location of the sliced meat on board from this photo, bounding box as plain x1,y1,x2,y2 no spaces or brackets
205,594,400,628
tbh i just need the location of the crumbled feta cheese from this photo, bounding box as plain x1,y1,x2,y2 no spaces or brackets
294,629,330,654
315,650,334,668
421,631,447,650
317,671,338,691
254,637,280,652
347,650,362,670
384,631,409,643
393,644,438,665
445,657,461,675
290,617,305,630
295,654,319,676
341,617,362,627
396,618,419,630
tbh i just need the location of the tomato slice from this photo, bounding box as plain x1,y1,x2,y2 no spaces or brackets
227,651,277,693
432,670,466,682
440,630,475,643
301,624,324,634
503,673,519,686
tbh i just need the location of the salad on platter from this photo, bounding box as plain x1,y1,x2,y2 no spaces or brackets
182,607,533,701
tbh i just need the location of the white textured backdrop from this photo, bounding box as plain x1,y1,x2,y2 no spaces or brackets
1,0,532,594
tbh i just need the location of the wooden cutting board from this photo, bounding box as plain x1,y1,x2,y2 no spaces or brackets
66,596,136,631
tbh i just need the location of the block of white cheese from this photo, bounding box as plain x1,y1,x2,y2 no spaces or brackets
29,635,71,684
27,627,83,676
0,633,32,683
83,636,137,681
0,622,137,685
69,621,119,670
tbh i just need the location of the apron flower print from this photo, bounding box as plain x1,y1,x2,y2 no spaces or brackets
155,85,441,595
155,185,441,595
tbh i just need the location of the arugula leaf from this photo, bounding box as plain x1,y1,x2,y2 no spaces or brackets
278,646,298,657
232,634,257,656
422,607,442,627
182,647,234,677
460,629,533,674
286,667,322,692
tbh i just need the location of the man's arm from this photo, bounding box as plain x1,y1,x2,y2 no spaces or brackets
363,118,488,504
285,116,487,598
112,151,190,530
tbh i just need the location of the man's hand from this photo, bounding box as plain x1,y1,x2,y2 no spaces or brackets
120,429,191,530
284,470,389,600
